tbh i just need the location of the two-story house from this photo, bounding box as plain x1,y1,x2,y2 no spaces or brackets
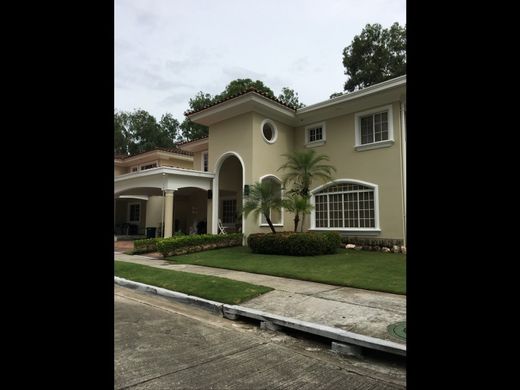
114,75,406,243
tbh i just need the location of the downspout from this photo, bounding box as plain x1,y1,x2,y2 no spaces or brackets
161,173,166,238
399,101,407,246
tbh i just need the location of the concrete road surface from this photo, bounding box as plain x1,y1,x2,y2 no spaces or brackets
115,285,405,389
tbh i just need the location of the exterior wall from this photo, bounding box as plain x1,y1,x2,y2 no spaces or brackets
250,113,295,234
114,165,127,176
192,151,208,171
158,157,193,170
115,198,147,235
145,196,164,234
293,101,404,239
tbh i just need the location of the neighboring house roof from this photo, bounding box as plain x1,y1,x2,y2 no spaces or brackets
116,147,193,160
176,136,209,146
176,136,209,152
184,87,297,116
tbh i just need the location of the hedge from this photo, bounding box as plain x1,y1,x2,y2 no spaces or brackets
247,232,341,256
157,233,243,257
133,238,161,253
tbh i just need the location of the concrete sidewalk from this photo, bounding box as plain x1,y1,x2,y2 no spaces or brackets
114,251,406,346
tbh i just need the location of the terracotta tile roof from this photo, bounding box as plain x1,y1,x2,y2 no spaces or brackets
116,147,193,160
176,136,209,146
184,87,297,116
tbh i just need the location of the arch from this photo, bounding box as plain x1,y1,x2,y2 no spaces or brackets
310,178,380,231
212,151,246,236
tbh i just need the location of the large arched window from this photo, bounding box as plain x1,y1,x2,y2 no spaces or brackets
312,180,379,230
260,175,283,226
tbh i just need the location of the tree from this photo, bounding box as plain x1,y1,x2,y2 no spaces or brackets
215,78,275,101
278,87,305,109
158,113,181,145
282,193,314,232
329,92,343,99
114,110,130,155
243,181,283,234
278,150,336,232
178,91,213,142
342,22,406,92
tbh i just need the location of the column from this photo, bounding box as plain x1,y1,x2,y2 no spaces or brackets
164,190,174,238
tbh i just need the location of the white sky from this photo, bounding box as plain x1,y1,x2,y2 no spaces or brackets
115,0,406,122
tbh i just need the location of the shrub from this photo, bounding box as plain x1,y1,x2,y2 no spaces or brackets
341,236,403,250
133,238,161,253
157,233,243,257
247,232,341,256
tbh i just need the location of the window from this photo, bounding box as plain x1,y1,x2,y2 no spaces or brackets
202,152,208,172
222,199,237,224
131,166,138,172
355,105,394,151
140,162,157,170
128,203,140,223
305,122,326,147
313,182,378,230
260,176,283,226
260,119,278,144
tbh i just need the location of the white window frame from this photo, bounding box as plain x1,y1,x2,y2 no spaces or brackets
201,151,209,172
354,104,394,151
258,174,284,227
139,160,159,171
310,179,380,232
305,122,326,147
127,202,141,223
260,119,278,144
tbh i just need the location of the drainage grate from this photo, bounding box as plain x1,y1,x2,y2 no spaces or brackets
387,321,406,340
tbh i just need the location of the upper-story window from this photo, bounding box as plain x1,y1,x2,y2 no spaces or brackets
131,166,138,172
202,152,208,172
305,122,326,147
140,162,158,170
260,119,278,144
354,105,394,151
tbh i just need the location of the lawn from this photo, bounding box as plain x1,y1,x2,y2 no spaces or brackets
167,246,406,295
115,261,273,304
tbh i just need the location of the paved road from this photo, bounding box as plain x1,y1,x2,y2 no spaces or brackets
115,286,406,389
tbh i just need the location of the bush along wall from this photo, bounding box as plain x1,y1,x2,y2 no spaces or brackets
157,233,243,257
133,238,161,254
342,236,406,253
247,232,341,256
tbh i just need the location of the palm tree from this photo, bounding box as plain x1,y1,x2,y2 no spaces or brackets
282,193,314,232
278,149,336,197
278,150,336,231
242,181,283,234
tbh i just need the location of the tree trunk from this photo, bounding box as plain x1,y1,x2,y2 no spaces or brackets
293,213,300,232
264,213,277,234
300,213,306,233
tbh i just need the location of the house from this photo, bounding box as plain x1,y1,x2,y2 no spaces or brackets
114,75,406,243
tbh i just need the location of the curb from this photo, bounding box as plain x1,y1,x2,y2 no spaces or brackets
114,277,406,357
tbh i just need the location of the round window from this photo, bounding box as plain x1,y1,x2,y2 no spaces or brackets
261,119,277,144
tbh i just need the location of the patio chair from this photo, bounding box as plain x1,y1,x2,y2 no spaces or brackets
218,219,228,234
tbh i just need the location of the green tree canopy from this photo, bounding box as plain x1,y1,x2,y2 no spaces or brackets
179,79,305,142
114,109,180,156
342,22,406,92
278,87,305,109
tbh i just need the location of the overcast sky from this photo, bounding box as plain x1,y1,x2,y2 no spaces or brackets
115,0,406,122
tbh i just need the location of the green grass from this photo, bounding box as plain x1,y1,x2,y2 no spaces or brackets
115,261,273,304
167,246,406,295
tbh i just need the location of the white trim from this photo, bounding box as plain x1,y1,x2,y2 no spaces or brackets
201,151,209,172
354,140,394,151
258,174,284,227
400,101,406,245
119,195,149,201
260,119,278,144
354,104,394,149
304,122,326,147
310,178,380,231
127,202,141,223
115,166,215,181
213,152,246,238
297,75,406,114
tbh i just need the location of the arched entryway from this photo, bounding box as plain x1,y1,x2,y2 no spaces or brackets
212,152,244,234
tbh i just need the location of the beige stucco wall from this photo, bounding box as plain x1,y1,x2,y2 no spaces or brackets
115,198,147,235
159,157,193,170
114,165,127,176
145,196,164,231
293,101,404,239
